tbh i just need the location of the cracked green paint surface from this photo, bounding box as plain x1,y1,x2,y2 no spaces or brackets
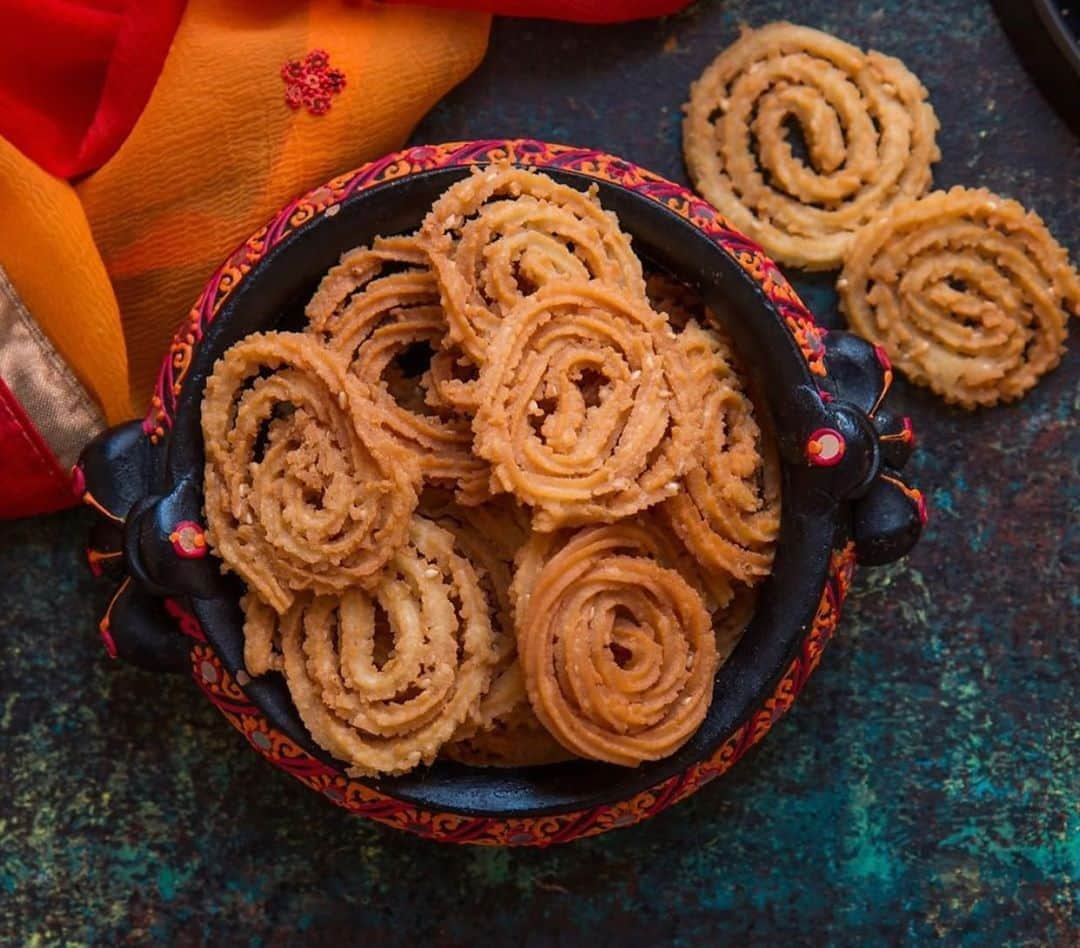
0,0,1076,943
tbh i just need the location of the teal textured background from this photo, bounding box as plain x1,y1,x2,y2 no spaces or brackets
0,1,1076,943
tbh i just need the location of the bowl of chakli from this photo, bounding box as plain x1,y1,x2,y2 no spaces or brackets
76,138,924,846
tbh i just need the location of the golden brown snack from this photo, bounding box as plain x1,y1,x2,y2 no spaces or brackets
511,513,734,621
515,523,718,767
442,701,572,768
420,164,645,363
305,234,433,341
210,167,783,778
684,22,940,270
431,502,524,733
661,322,780,585
714,583,758,663
278,517,500,777
201,332,420,614
306,235,488,504
839,187,1078,408
419,489,531,565
645,271,711,331
473,280,703,531
241,591,283,676
425,496,569,767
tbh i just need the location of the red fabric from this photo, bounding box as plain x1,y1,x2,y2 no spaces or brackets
387,0,691,23
0,0,186,179
0,379,75,519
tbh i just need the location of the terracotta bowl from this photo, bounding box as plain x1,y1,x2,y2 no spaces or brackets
76,139,925,846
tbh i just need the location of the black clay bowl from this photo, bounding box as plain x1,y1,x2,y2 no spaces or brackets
76,139,925,845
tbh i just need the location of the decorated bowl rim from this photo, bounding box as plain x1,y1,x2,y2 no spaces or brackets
92,139,878,846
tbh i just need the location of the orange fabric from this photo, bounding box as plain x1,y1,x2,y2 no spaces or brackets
77,0,490,407
0,136,131,423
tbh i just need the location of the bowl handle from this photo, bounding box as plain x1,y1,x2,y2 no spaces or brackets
75,421,210,672
817,331,927,566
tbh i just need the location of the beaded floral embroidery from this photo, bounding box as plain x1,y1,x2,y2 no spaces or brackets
281,49,346,116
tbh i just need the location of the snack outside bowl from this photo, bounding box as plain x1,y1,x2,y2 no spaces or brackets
77,140,926,846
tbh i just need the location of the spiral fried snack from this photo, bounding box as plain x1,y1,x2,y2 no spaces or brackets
442,701,572,768
684,22,940,270
645,271,711,331
421,164,646,362
306,234,433,339
202,332,419,614
207,167,786,776
515,523,718,767
241,591,283,676
662,324,780,585
418,498,566,766
420,489,531,565
839,187,1079,408
306,236,488,503
432,502,521,733
278,517,499,777
714,584,758,663
474,281,702,531
512,513,734,621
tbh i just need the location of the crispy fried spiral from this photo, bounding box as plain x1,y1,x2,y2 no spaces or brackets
515,523,718,767
661,322,780,585
415,496,571,767
714,584,759,663
278,517,500,777
839,187,1078,408
213,164,788,777
421,164,646,362
646,271,712,331
441,701,572,768
241,591,283,676
431,501,522,732
684,22,940,270
306,236,488,503
306,234,433,341
202,332,419,614
474,281,702,531
511,513,734,621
